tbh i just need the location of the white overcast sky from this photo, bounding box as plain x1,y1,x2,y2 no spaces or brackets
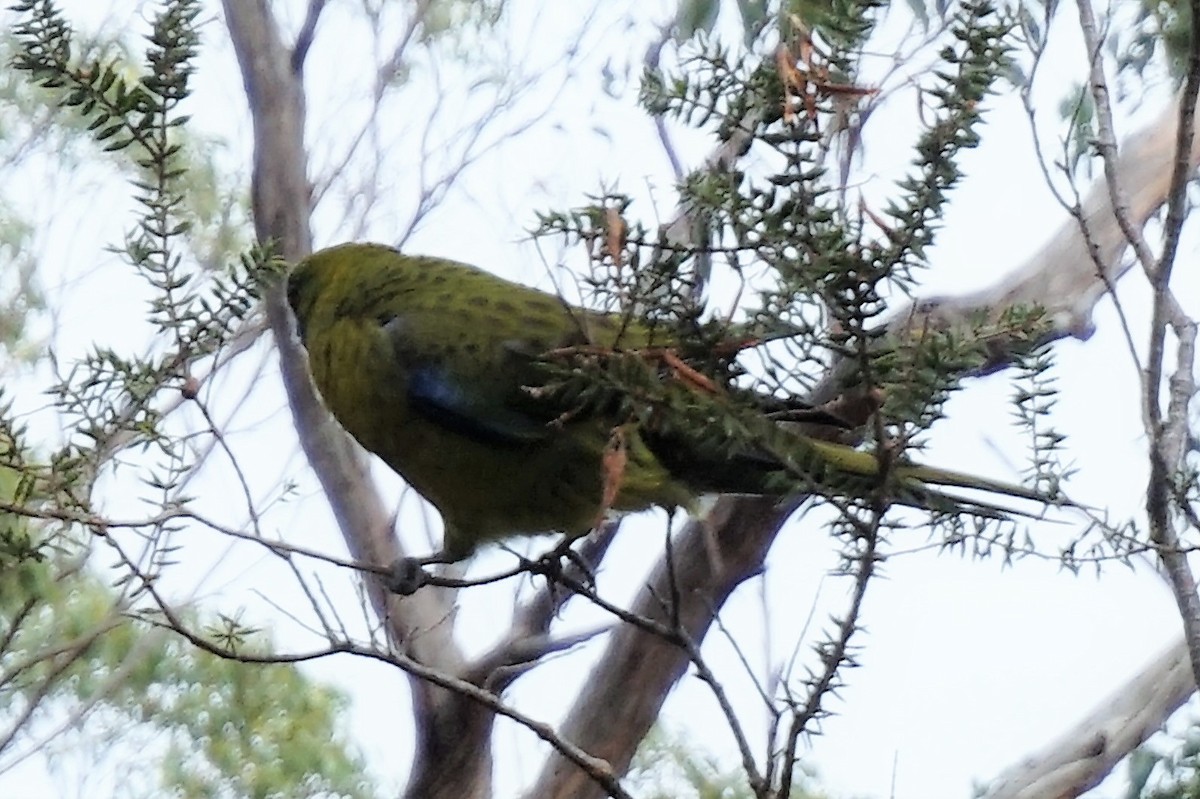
5,1,1198,798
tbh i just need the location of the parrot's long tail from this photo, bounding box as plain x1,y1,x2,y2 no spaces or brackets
801,437,1053,519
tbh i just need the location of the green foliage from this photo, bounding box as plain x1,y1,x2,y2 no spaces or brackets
671,0,885,53
417,0,507,44
292,242,1047,574
781,0,885,67
1052,81,1098,177
8,0,270,489
0,565,375,798
0,214,41,368
1116,0,1193,81
0,0,1093,794
736,0,771,42
0,431,57,604
0,416,372,797
547,0,1041,460
12,0,197,153
137,639,372,799
868,305,1053,430
514,4,1062,755
675,0,723,43
0,14,249,370
47,246,268,454
0,5,345,794
9,0,252,282
1126,719,1200,799
1011,344,1070,499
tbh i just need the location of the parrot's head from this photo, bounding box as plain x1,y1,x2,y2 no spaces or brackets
287,242,403,341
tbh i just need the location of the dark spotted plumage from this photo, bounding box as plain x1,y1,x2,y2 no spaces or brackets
287,243,1050,562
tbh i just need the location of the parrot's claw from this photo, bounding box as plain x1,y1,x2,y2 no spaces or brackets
386,556,432,595
557,545,598,589
528,539,598,589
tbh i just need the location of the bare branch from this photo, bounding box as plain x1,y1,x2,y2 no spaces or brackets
828,96,1200,402
528,496,789,799
219,3,486,795
291,0,328,73
984,640,1195,799
530,79,1200,798
1075,0,1200,701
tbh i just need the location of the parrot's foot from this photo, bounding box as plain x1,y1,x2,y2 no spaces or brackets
385,553,448,595
528,539,597,590
386,558,426,595
556,546,598,589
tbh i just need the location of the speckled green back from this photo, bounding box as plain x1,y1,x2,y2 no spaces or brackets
287,243,691,557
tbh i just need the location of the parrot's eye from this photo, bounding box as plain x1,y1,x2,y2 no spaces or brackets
285,264,306,303
285,272,308,331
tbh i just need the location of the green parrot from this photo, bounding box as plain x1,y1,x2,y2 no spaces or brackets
287,243,1048,588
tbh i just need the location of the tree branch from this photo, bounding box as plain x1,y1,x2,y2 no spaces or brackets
219,3,489,797
531,93,1200,799
984,640,1195,799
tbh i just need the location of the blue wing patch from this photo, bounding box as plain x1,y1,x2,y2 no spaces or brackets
407,364,550,446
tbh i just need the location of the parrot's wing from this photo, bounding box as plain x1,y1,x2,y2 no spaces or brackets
406,362,552,445
384,311,557,446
